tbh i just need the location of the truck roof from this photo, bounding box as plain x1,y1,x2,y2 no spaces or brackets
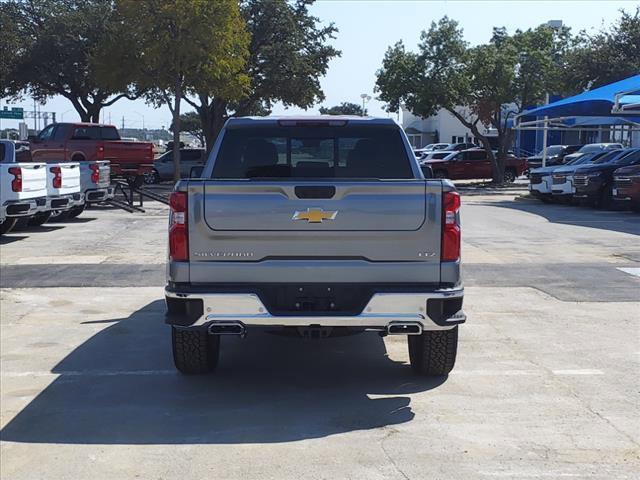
54,122,118,128
225,116,399,127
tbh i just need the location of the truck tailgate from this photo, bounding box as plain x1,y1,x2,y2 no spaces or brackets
17,163,48,198
104,142,153,163
47,162,80,196
187,180,444,283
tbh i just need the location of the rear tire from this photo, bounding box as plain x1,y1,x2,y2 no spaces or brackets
67,204,86,219
597,186,614,210
0,218,17,235
408,327,458,376
503,168,516,183
12,217,31,231
172,327,220,374
144,169,159,184
50,210,70,222
29,211,52,226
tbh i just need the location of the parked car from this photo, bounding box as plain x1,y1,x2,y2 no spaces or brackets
414,143,450,156
165,116,465,376
573,148,640,208
612,163,640,211
446,142,477,151
526,144,582,170
0,140,48,235
561,143,623,165
147,148,206,183
29,123,154,182
419,150,455,162
423,148,527,182
549,151,614,201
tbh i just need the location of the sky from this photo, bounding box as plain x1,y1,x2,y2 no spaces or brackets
1,0,636,131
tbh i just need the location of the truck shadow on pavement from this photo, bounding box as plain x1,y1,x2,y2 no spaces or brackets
1,300,446,445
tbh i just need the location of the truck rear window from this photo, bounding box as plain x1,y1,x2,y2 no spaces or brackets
71,126,120,140
212,126,414,179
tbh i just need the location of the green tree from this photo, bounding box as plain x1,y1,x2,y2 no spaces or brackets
184,0,341,152
376,18,569,182
170,112,204,147
0,2,24,96
563,7,640,92
2,0,137,121
119,0,249,180
319,102,365,116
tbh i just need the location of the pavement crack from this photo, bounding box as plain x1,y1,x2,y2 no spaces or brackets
379,427,411,480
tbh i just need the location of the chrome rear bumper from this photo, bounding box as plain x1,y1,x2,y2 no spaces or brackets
165,287,465,331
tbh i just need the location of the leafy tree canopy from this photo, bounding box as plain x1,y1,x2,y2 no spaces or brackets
2,0,138,122
563,7,640,92
117,0,250,179
319,102,365,116
169,112,204,147
186,0,341,151
375,17,573,182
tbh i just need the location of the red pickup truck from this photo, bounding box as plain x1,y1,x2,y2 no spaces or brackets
422,148,527,182
29,123,154,180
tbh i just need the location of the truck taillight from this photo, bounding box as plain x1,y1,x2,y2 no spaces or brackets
169,191,188,261
148,144,154,160
89,163,100,184
8,167,22,192
50,166,62,188
97,146,104,160
441,191,461,262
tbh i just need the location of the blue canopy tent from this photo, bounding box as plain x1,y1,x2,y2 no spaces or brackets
514,75,640,158
516,74,640,119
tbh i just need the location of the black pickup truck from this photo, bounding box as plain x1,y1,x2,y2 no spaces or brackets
573,148,640,208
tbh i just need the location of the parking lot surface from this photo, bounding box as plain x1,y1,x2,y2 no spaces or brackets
1,193,639,479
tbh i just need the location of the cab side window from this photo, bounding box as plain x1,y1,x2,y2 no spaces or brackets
53,125,68,141
38,125,56,141
467,150,486,161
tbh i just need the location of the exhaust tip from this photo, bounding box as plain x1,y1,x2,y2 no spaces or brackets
387,322,422,336
208,322,246,337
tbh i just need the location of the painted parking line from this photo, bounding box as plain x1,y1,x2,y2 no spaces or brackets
552,369,604,375
617,267,640,278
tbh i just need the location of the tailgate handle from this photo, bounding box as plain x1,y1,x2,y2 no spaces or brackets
295,186,336,199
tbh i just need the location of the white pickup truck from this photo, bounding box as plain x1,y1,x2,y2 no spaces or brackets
36,162,85,224
0,140,48,234
66,160,112,219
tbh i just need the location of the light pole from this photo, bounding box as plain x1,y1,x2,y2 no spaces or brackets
133,111,145,139
360,93,371,117
60,109,72,122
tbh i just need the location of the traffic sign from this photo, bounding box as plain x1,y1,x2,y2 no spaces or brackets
0,107,25,119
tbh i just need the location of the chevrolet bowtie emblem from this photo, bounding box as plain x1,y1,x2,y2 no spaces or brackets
292,208,338,223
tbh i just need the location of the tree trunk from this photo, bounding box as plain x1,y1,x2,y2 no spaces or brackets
173,81,182,182
447,108,503,183
88,108,102,123
196,97,228,154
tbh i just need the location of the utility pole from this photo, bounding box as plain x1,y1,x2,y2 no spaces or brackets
122,116,125,130
360,93,371,117
33,98,37,131
541,93,549,168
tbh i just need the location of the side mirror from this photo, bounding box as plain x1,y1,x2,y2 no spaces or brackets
421,165,434,179
190,165,204,178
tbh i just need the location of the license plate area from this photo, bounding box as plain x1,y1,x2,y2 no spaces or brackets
262,284,372,316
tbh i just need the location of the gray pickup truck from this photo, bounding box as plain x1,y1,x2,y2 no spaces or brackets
165,117,465,376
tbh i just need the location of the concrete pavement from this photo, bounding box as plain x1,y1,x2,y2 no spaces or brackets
1,194,639,479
